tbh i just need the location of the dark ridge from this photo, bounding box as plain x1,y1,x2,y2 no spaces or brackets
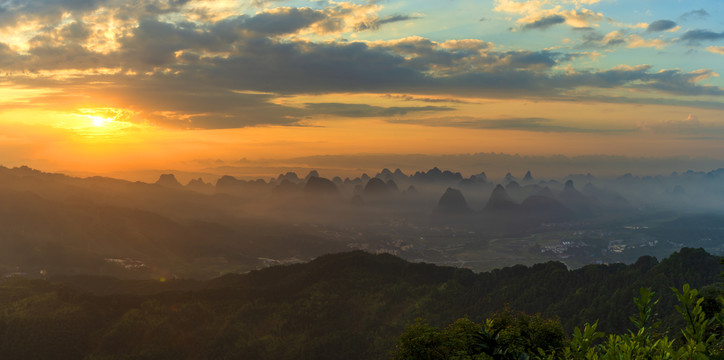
484,184,517,211
434,187,471,214
363,177,389,196
273,179,300,193
304,176,338,195
155,174,182,188
557,180,592,215
386,179,399,192
523,170,534,182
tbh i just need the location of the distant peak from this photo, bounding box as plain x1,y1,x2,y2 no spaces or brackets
564,179,575,189
485,184,516,210
434,187,470,214
305,170,320,180
304,176,338,194
155,173,182,188
523,170,533,181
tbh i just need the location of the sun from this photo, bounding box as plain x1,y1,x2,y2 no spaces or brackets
68,108,136,137
90,115,111,127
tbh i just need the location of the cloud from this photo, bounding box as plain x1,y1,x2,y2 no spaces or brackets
635,113,724,135
680,29,724,44
242,7,328,35
580,31,669,50
646,20,677,32
1,1,723,130
495,0,603,30
580,30,625,48
303,103,454,117
679,9,709,21
387,116,622,133
250,0,289,8
640,69,723,96
521,14,566,31
383,94,474,104
707,46,724,55
355,14,420,31
626,35,667,49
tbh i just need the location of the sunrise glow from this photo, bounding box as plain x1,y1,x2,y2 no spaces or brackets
0,0,721,178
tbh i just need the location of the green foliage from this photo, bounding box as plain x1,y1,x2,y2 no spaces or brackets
393,318,491,360
401,285,724,360
0,250,722,359
394,310,566,360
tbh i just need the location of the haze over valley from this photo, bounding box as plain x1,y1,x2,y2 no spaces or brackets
2,163,722,279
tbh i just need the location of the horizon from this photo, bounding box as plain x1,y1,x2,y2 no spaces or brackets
4,152,724,184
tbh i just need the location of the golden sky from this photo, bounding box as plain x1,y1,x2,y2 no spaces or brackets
0,0,723,177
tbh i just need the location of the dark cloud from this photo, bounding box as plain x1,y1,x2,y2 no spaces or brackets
680,29,724,44
250,0,289,7
95,77,307,129
0,0,109,27
2,1,724,129
7,30,722,129
387,116,624,133
679,9,709,21
0,0,188,28
0,42,24,68
521,15,566,31
647,20,677,32
303,103,454,117
501,50,560,69
383,94,473,104
643,69,724,96
243,7,327,35
355,14,419,31
580,30,625,48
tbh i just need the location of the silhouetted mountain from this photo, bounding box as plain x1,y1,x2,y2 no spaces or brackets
155,174,182,188
434,188,471,214
523,170,534,183
186,177,213,193
411,167,463,183
277,172,300,184
377,168,394,181
332,176,343,186
484,184,517,211
505,180,528,202
459,172,489,188
304,176,338,195
386,179,399,192
557,180,592,215
273,179,300,193
216,175,244,192
363,178,389,196
304,170,320,182
473,172,488,183
503,172,517,184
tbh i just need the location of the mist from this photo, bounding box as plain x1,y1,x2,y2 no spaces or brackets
1,163,722,280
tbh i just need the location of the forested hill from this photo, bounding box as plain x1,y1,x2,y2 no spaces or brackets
0,248,721,360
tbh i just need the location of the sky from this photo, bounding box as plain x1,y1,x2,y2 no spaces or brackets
0,0,723,178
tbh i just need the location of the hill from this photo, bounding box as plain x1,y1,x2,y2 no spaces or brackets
0,248,720,359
